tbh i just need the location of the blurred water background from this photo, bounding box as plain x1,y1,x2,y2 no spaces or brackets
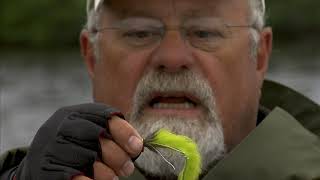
0,1,319,153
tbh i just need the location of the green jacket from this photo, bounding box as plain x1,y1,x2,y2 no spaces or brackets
1,80,320,179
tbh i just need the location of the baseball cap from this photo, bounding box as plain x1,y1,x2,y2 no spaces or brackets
86,0,101,13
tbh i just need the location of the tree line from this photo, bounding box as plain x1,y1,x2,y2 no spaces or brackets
0,0,319,49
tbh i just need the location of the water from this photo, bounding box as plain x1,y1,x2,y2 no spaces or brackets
0,52,92,153
0,50,319,153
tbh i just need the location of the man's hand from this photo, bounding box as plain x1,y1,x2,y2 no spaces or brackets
74,116,143,180
14,103,143,180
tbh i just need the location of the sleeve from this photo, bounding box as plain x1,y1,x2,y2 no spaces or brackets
0,147,28,176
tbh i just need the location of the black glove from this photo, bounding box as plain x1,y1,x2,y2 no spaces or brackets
14,103,123,180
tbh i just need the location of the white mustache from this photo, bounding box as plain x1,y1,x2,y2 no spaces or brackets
131,70,216,118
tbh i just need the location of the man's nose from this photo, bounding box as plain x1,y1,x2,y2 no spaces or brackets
149,30,195,73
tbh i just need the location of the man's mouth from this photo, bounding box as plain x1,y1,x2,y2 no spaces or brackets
150,96,197,109
144,92,201,117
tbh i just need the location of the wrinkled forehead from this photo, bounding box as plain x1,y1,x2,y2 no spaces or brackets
88,0,253,21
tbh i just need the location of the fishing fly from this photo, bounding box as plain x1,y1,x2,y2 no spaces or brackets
143,129,202,180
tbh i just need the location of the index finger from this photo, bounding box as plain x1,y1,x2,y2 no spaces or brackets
108,116,143,157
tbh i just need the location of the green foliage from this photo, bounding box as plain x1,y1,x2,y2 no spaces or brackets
267,1,320,43
0,0,319,49
0,0,86,49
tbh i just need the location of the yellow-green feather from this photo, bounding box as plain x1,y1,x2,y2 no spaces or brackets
146,129,201,180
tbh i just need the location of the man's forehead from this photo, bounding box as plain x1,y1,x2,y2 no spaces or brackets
88,0,265,13
110,1,220,18
88,0,253,20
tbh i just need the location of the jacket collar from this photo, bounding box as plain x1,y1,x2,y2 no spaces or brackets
261,80,320,136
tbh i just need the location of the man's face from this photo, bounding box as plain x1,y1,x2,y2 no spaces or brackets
81,0,272,175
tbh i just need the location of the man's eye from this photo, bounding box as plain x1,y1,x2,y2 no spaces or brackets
189,30,224,39
124,30,154,39
121,29,161,47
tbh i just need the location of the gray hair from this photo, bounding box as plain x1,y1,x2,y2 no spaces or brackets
85,0,266,57
248,0,266,57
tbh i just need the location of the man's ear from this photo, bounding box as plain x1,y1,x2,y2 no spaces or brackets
256,27,273,85
80,29,96,79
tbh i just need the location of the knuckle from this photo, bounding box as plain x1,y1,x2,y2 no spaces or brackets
109,119,135,137
108,120,143,156
99,140,135,177
100,139,130,166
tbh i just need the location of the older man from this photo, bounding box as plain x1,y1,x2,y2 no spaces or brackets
1,0,320,179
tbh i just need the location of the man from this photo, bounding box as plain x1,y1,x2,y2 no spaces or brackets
1,0,320,179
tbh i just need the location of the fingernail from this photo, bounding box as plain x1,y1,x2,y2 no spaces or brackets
121,160,135,177
113,176,119,180
128,136,143,152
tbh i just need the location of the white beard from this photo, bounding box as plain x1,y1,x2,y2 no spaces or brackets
127,70,226,177
129,115,225,177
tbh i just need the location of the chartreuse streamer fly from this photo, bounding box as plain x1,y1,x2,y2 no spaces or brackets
144,129,202,180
